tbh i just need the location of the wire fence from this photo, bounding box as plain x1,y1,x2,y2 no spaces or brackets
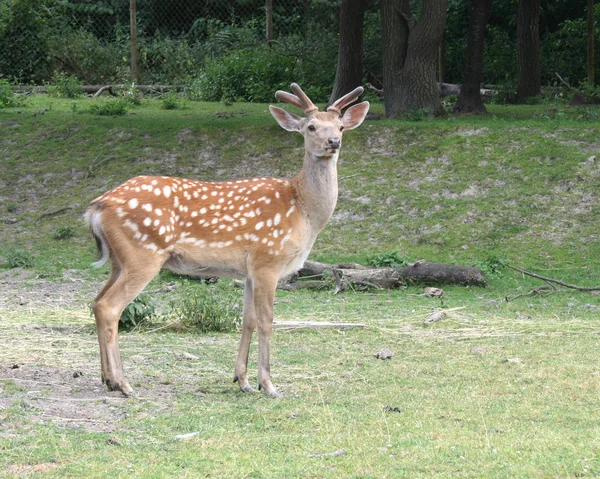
0,0,340,86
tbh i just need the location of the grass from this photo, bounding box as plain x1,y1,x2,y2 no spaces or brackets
1,94,600,477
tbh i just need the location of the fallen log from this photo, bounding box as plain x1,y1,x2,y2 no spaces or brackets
280,260,487,291
398,261,486,286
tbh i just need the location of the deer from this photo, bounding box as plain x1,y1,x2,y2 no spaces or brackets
85,83,369,397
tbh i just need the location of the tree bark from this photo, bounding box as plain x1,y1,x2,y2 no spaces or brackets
286,260,487,289
453,0,492,114
380,0,448,118
329,0,369,105
588,0,595,86
516,0,541,103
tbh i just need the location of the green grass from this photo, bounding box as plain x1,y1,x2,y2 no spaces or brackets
1,95,600,477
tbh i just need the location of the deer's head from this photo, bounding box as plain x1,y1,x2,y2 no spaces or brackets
269,84,370,160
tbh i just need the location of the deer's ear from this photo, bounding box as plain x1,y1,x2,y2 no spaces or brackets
342,101,370,130
270,106,303,132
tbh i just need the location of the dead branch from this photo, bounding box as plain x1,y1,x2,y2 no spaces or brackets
554,72,571,90
505,264,600,292
92,85,116,98
37,206,73,222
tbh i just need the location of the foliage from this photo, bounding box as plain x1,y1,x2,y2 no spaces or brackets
46,71,82,98
366,251,408,268
52,225,76,240
161,91,184,110
120,82,143,106
193,45,301,103
476,253,505,277
170,281,242,333
0,0,53,83
47,26,126,84
0,79,26,108
4,249,35,269
88,99,128,116
138,34,204,84
120,294,155,330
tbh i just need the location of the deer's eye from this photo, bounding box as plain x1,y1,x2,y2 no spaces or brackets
339,125,344,131
307,125,316,132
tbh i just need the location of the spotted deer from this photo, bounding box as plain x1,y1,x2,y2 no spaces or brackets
85,83,369,396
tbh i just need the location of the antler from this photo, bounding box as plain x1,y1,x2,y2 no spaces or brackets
275,83,318,115
327,86,365,115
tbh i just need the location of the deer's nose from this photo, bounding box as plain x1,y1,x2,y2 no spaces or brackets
328,138,341,149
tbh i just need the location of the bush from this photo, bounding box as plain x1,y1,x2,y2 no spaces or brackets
4,249,35,269
0,79,26,108
0,0,53,83
170,281,242,333
47,27,126,84
120,295,155,330
139,34,204,84
367,251,408,268
52,225,76,240
161,91,184,110
89,99,128,116
47,71,82,98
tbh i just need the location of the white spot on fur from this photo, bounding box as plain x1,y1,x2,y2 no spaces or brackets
163,185,172,198
128,198,139,209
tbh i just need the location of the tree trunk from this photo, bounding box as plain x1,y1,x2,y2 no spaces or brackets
329,0,369,104
380,0,449,118
129,0,139,83
516,0,541,103
588,0,595,86
453,0,492,114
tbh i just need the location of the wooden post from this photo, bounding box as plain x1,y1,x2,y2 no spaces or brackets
130,0,139,83
588,0,595,85
266,0,273,47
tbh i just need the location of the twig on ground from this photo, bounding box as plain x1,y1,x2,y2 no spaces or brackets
308,449,346,459
37,207,73,222
505,264,600,292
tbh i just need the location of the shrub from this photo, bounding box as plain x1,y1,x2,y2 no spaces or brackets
47,27,126,84
89,100,128,116
0,79,26,108
47,71,82,98
52,226,76,240
161,91,184,110
138,34,204,85
4,249,35,269
0,0,52,83
367,251,408,268
170,281,242,333
120,295,155,330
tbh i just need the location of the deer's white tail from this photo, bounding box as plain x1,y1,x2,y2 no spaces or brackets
84,207,110,268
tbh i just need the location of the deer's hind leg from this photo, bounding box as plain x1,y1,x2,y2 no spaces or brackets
92,254,163,396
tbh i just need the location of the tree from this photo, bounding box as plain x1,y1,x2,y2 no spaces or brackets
380,0,449,118
329,0,369,104
516,0,541,102
453,0,492,113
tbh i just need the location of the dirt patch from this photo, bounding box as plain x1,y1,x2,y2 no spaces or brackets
1,363,129,433
0,268,102,310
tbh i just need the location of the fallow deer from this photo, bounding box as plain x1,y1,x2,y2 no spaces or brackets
85,83,369,396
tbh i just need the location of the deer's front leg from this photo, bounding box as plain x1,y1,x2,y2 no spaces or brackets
234,278,257,393
253,272,279,396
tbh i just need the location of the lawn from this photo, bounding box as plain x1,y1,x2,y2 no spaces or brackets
0,94,599,477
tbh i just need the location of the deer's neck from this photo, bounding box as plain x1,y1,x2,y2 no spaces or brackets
294,151,339,232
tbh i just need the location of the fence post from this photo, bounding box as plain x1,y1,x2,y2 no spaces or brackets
266,0,273,46
130,0,139,82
